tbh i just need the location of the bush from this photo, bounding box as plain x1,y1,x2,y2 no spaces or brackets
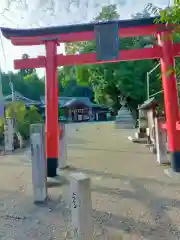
0,101,43,142
0,118,4,144
16,121,30,140
20,105,43,139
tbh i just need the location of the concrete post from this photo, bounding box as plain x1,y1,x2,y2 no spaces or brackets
89,107,92,120
30,123,45,162
31,133,47,203
70,172,93,240
154,117,169,164
4,118,14,153
58,122,67,169
17,132,24,148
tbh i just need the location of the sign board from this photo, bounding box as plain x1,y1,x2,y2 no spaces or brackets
95,22,119,61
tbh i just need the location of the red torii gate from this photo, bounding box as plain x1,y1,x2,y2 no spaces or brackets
1,17,180,177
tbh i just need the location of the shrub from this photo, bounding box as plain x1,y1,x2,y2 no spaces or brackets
0,101,43,142
0,118,4,144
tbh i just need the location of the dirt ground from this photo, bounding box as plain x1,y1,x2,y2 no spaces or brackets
0,122,180,239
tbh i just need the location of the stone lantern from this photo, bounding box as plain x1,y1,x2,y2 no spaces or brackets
115,98,135,129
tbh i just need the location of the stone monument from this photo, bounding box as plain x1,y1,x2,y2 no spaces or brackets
58,122,67,169
115,99,135,129
4,118,14,153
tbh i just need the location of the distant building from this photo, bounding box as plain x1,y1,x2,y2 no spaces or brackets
40,96,110,122
3,94,110,122
61,98,90,121
40,96,91,107
4,91,40,106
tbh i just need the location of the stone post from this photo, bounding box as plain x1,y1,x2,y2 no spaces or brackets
31,132,47,203
137,107,147,138
17,132,24,148
70,172,93,240
154,117,168,164
30,123,45,161
30,123,47,202
4,118,14,153
58,122,67,169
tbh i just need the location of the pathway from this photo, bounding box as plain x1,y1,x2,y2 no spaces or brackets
0,122,180,239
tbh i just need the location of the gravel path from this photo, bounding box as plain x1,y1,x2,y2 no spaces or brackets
0,122,180,239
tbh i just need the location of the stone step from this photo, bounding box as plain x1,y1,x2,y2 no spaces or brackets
116,106,135,129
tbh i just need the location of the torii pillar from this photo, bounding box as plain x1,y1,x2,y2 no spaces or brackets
158,31,180,172
10,39,59,177
45,40,59,177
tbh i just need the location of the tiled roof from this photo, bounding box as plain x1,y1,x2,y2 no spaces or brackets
40,96,92,107
4,92,40,104
40,96,109,109
138,97,158,110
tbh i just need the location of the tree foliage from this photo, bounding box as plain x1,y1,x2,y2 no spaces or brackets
1,4,166,119
0,101,43,141
147,1,180,94
64,4,162,114
94,4,119,22
147,1,180,25
1,71,45,101
20,54,36,77
1,54,91,102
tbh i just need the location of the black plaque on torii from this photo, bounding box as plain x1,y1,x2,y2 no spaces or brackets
94,22,119,61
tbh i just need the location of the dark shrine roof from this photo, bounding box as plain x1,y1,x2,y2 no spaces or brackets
0,17,158,39
138,97,158,110
61,99,91,108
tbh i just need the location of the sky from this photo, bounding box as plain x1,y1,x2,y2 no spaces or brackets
0,0,170,77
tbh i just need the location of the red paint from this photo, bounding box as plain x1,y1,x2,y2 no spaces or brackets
14,46,163,69
13,43,180,70
158,122,167,130
57,47,162,65
10,24,165,46
14,43,180,70
176,121,180,131
45,41,59,159
173,43,180,56
14,56,46,69
159,121,180,131
7,20,180,162
158,32,180,152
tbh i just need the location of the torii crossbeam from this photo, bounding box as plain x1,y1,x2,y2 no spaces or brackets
1,17,180,177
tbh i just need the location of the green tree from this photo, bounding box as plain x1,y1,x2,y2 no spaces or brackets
94,4,119,22
57,67,93,98
1,71,20,96
23,73,45,100
65,4,161,115
4,101,43,140
1,70,45,101
147,1,180,95
62,79,93,98
20,53,36,77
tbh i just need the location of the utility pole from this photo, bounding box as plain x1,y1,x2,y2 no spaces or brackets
146,62,160,99
0,67,4,118
169,0,175,6
9,81,15,102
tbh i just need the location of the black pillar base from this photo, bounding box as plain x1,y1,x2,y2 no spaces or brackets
171,152,180,172
47,157,58,177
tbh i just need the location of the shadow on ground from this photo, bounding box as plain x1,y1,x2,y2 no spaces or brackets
67,136,91,145
69,146,152,155
62,165,180,239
